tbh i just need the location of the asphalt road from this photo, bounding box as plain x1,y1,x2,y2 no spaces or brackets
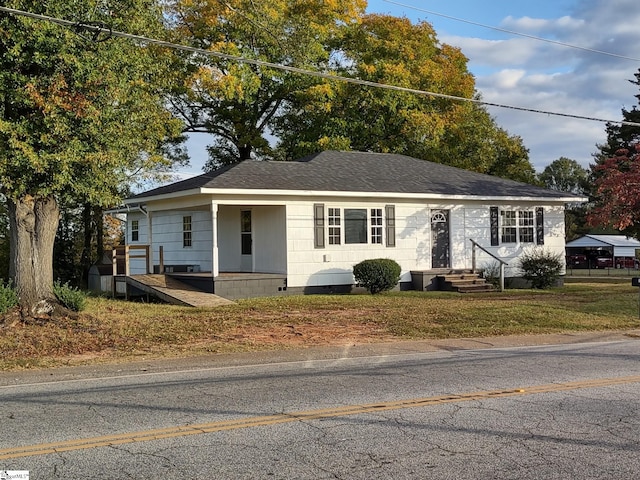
1,332,639,479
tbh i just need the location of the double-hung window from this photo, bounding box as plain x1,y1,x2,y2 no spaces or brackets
316,205,396,247
518,210,535,243
500,210,535,244
371,209,383,244
183,215,192,247
131,220,139,242
328,208,341,245
500,211,517,243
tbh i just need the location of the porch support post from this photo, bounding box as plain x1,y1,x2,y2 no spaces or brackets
147,212,153,274
211,202,219,277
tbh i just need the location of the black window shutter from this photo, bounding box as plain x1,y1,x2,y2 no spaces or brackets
385,205,396,247
490,207,499,246
314,203,325,249
536,207,545,245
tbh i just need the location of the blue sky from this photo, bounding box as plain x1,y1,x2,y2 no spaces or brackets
365,0,640,171
182,0,640,177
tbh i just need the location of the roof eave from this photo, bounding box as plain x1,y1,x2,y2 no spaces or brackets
123,188,203,204
129,187,583,203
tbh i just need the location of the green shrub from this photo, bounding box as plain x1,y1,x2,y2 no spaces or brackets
0,280,18,314
518,248,564,289
353,258,401,294
54,281,87,312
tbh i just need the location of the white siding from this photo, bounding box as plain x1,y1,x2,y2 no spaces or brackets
615,247,639,257
130,193,568,290
218,206,241,272
461,204,567,277
127,212,148,274
218,205,287,274
127,212,148,245
253,206,287,274
285,200,567,288
145,210,213,274
287,200,429,287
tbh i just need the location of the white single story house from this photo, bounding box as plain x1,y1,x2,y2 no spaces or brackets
116,151,583,298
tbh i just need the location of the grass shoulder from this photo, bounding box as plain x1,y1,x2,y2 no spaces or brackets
0,282,638,370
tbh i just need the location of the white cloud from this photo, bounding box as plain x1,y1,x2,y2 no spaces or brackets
489,69,527,89
445,36,544,68
443,0,640,171
501,15,585,34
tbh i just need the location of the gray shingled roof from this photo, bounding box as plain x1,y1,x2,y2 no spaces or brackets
131,151,577,200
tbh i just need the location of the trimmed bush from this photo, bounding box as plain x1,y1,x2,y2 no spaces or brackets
54,281,87,312
353,258,401,294
518,248,564,289
0,280,18,314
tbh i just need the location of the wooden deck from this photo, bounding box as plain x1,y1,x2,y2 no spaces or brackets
122,274,235,307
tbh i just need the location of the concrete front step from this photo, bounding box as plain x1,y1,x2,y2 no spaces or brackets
456,285,496,293
440,273,481,281
437,273,495,293
445,278,485,285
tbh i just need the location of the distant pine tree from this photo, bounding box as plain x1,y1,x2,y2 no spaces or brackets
595,69,640,160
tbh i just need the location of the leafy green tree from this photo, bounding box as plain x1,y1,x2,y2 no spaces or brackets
0,0,184,318
539,157,589,194
539,157,589,240
165,0,366,168
274,14,535,183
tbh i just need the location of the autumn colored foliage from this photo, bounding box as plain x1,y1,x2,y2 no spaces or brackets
588,144,640,234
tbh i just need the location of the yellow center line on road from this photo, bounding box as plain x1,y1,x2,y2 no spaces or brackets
2,374,640,460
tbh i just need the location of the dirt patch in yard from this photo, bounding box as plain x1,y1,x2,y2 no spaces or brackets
222,322,398,347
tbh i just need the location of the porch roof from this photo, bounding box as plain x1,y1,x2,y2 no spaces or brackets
129,151,583,202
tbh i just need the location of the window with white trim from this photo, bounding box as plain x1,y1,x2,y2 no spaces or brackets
317,206,396,247
328,208,341,245
344,209,367,244
131,220,139,242
371,208,383,244
183,215,192,247
500,210,517,243
500,209,535,244
518,210,535,243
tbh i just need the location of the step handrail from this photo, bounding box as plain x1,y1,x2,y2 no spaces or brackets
469,239,508,292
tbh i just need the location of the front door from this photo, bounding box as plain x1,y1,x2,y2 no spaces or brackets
431,210,450,269
240,210,253,272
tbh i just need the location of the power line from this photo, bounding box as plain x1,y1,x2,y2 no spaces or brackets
383,0,640,63
1,5,639,129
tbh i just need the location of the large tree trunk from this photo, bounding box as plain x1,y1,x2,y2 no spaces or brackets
8,195,60,318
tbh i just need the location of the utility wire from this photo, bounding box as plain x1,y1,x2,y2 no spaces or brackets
1,5,639,128
383,0,640,63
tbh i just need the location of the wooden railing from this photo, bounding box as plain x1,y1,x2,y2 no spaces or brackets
469,239,508,292
112,245,151,275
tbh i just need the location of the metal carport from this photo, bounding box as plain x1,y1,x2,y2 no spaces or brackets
566,234,640,268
